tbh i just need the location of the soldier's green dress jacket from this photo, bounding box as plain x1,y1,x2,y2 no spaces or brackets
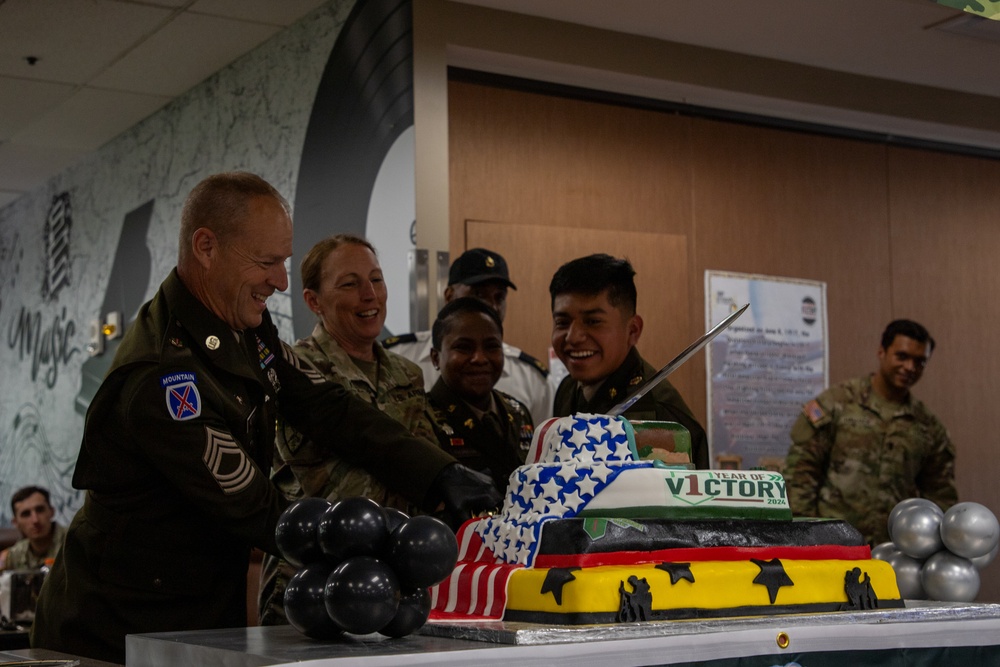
258,323,441,625
30,270,455,664
784,374,957,545
552,347,710,469
427,378,534,493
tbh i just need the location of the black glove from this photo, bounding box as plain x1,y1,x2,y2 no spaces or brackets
428,463,502,530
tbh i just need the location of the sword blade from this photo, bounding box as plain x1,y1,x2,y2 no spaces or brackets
607,303,749,416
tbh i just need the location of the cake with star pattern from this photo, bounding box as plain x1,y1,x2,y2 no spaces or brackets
430,413,902,624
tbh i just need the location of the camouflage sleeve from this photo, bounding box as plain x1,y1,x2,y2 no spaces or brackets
784,399,835,517
271,338,456,507
916,420,958,510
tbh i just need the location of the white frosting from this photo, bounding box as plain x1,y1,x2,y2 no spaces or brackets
477,414,650,566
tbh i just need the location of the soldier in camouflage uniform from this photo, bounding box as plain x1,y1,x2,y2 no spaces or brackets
426,297,534,494
0,486,67,572
784,319,957,545
259,234,444,625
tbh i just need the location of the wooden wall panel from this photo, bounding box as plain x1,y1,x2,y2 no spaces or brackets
448,80,693,238
689,119,893,388
466,221,691,396
888,146,1000,521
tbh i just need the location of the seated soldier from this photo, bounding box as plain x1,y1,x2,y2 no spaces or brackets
549,254,709,469
0,486,67,572
427,297,534,494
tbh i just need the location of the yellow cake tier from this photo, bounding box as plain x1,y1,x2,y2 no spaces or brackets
504,558,902,622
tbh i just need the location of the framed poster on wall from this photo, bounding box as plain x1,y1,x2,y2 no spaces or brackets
705,271,828,471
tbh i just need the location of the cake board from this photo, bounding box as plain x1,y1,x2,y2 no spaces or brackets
420,600,1000,646
125,602,1000,667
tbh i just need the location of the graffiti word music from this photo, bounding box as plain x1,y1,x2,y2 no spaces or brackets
8,306,79,388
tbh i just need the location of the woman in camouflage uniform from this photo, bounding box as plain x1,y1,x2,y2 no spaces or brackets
258,234,441,625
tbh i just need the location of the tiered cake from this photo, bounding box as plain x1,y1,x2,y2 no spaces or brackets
430,413,902,624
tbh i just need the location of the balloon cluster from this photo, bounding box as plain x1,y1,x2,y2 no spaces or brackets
274,496,458,639
873,499,1000,602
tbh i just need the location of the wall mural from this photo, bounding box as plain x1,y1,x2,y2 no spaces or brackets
0,0,425,526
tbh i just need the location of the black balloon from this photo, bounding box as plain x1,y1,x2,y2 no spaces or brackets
379,587,431,638
284,561,343,640
387,515,458,588
324,556,400,634
318,496,390,564
384,507,410,534
275,497,334,568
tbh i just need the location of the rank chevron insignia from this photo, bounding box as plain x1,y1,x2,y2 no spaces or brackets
202,426,255,495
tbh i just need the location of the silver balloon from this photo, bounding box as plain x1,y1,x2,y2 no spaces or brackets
920,550,980,602
870,541,899,561
971,541,1000,570
888,498,942,542
891,504,944,559
885,550,926,599
940,502,1000,560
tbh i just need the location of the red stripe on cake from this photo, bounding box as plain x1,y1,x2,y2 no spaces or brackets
532,544,871,568
431,561,523,619
528,417,560,463
455,520,483,560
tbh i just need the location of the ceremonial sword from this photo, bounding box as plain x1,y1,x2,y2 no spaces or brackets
607,303,750,416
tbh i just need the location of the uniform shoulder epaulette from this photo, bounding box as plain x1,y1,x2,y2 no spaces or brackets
517,351,549,378
382,333,418,348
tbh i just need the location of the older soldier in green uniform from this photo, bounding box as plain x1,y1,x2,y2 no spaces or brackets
784,319,957,545
549,254,709,469
427,297,535,494
30,173,498,664
259,234,443,625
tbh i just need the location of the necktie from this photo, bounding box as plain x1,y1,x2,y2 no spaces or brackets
482,411,504,438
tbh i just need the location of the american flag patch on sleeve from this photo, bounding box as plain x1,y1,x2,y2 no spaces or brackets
804,399,825,425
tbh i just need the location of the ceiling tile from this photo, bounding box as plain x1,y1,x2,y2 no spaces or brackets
89,12,279,97
0,0,174,84
0,77,76,141
189,0,330,26
12,88,173,150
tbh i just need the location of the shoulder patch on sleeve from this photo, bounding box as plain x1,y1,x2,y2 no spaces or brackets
382,333,418,348
161,372,201,421
517,351,549,378
803,399,826,426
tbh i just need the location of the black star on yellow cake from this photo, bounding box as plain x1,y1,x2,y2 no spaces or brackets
430,413,901,624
